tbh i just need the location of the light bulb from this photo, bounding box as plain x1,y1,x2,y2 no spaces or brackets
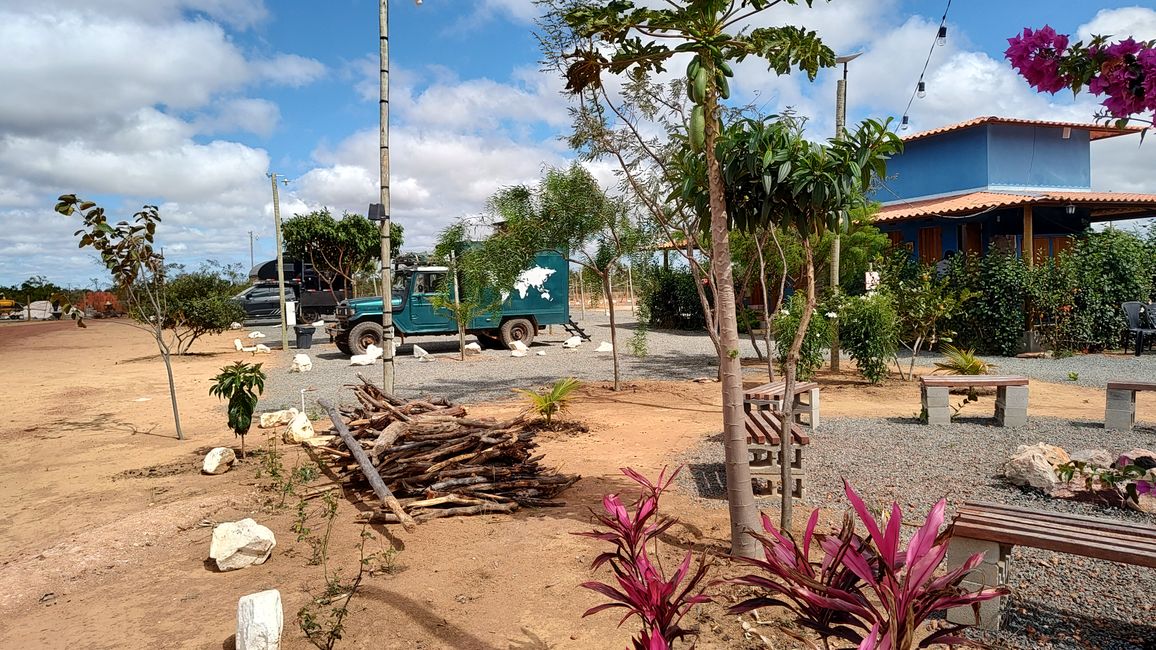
901,115,910,130
937,26,947,46
917,81,926,98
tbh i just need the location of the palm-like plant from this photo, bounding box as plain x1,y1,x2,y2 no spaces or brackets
209,361,267,458
934,344,992,376
515,377,580,426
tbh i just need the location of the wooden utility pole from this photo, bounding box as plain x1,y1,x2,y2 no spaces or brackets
379,0,395,393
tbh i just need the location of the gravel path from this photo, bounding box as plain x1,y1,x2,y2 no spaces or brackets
253,310,767,412
678,415,1156,650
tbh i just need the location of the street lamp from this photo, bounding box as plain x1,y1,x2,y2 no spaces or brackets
829,52,861,373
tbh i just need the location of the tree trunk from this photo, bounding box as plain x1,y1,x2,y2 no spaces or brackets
703,72,759,559
755,234,774,381
779,236,816,531
155,328,184,441
603,272,621,391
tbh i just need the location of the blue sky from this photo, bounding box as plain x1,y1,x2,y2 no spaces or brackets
1,0,1154,288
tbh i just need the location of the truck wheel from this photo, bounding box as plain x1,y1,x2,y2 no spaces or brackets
348,321,383,356
499,318,535,349
334,335,352,356
475,332,502,350
299,308,322,323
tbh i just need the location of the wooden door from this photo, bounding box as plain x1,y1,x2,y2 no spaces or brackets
962,223,982,256
918,227,942,264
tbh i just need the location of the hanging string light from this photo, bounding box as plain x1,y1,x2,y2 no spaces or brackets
899,0,953,131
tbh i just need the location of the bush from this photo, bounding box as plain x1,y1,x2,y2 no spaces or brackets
837,292,899,384
641,267,707,330
772,292,830,381
162,271,247,354
1064,229,1150,350
946,252,1028,356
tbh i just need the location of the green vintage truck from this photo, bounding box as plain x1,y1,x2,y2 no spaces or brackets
330,251,583,356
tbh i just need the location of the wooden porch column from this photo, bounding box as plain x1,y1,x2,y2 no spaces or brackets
1022,205,1034,268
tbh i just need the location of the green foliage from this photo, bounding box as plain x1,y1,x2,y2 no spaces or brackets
282,209,403,297
516,378,581,425
881,256,975,380
772,293,830,381
945,252,1028,356
641,267,707,330
1025,257,1079,355
208,362,266,456
432,221,499,358
162,271,246,354
1064,228,1150,350
1068,371,1080,382
1056,458,1154,507
933,344,992,376
836,292,899,384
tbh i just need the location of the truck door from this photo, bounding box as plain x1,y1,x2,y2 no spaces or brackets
408,271,447,332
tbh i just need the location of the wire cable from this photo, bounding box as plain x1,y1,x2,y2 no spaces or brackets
897,0,953,131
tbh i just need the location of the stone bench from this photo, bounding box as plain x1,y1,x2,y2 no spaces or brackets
1104,380,1156,431
743,381,818,499
945,501,1156,630
919,375,1029,426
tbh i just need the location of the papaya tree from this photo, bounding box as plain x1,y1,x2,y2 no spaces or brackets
550,0,834,556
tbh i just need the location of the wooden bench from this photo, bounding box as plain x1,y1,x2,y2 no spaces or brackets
743,381,818,498
1104,380,1156,431
945,501,1156,630
919,375,1029,426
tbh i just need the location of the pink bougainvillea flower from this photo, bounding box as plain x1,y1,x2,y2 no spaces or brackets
1089,39,1148,116
1139,48,1156,112
1005,25,1070,93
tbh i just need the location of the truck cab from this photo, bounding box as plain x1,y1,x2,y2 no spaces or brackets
331,251,570,356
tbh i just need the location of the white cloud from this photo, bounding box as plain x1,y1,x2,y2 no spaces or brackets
22,0,269,30
1076,7,1156,43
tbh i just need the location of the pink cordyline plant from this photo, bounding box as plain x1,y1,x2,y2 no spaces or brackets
730,480,1008,649
1006,26,1156,122
576,466,712,650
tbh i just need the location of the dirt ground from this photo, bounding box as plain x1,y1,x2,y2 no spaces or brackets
0,320,1147,649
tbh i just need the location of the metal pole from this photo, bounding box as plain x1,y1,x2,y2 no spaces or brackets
248,230,254,270
379,0,395,394
269,173,289,352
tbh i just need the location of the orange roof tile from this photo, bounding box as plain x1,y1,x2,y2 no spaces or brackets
875,191,1156,223
902,116,1143,143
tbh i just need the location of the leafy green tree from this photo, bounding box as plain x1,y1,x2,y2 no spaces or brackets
552,0,835,556
208,361,266,458
162,271,247,354
55,195,186,440
433,221,502,360
836,292,899,384
486,163,647,390
282,209,403,298
881,258,975,380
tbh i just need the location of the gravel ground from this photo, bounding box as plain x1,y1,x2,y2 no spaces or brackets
678,415,1156,650
253,310,767,412
973,351,1156,389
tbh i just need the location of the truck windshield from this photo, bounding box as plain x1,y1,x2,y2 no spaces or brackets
391,270,410,308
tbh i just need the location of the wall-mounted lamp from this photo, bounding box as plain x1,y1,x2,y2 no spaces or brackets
917,81,926,98
1062,126,1072,139
937,26,948,46
1065,204,1076,216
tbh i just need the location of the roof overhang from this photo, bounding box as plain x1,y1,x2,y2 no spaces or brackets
874,190,1156,224
902,116,1143,143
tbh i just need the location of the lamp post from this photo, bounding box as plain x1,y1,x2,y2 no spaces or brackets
268,172,290,353
829,52,861,373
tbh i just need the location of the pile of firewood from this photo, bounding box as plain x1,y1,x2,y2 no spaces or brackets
308,376,579,530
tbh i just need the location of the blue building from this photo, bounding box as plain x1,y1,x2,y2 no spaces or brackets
874,116,1156,265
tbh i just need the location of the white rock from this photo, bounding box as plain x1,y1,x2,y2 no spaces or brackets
464,342,482,355
1012,443,1070,467
248,331,267,339
1069,449,1113,468
283,412,315,443
509,340,529,352
595,341,613,353
230,322,244,330
562,336,583,349
1004,448,1060,491
413,344,430,359
349,354,376,366
253,344,271,354
258,408,298,429
510,349,527,358
289,353,312,373
202,447,237,475
365,344,384,360
311,319,325,328
237,589,282,650
234,338,245,351
209,519,276,571
535,351,546,356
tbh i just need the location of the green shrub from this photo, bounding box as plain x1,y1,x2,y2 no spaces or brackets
1064,229,1150,350
933,344,992,375
641,267,707,330
772,292,830,381
946,252,1027,356
837,292,899,384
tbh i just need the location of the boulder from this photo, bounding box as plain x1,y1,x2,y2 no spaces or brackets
284,412,315,443
230,322,244,330
510,349,527,358
595,341,613,353
1012,442,1070,468
236,589,283,650
253,344,271,354
259,408,298,429
349,353,376,366
248,331,267,339
1004,447,1060,491
509,340,529,353
1069,448,1113,468
1122,448,1156,466
289,354,312,373
365,344,384,360
463,342,482,355
202,447,237,475
209,519,276,571
234,339,257,353
562,336,583,349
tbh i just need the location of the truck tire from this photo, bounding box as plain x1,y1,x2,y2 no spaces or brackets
334,334,352,356
499,318,535,349
348,321,383,356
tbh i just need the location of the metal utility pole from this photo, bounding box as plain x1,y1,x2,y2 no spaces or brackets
268,172,289,352
248,230,255,269
830,52,860,373
379,0,396,394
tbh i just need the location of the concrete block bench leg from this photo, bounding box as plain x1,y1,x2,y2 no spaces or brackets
807,387,820,430
995,385,1029,427
922,385,951,424
945,537,1011,630
1104,388,1137,431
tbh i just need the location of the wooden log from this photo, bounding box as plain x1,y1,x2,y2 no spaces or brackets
320,398,417,532
356,501,519,523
